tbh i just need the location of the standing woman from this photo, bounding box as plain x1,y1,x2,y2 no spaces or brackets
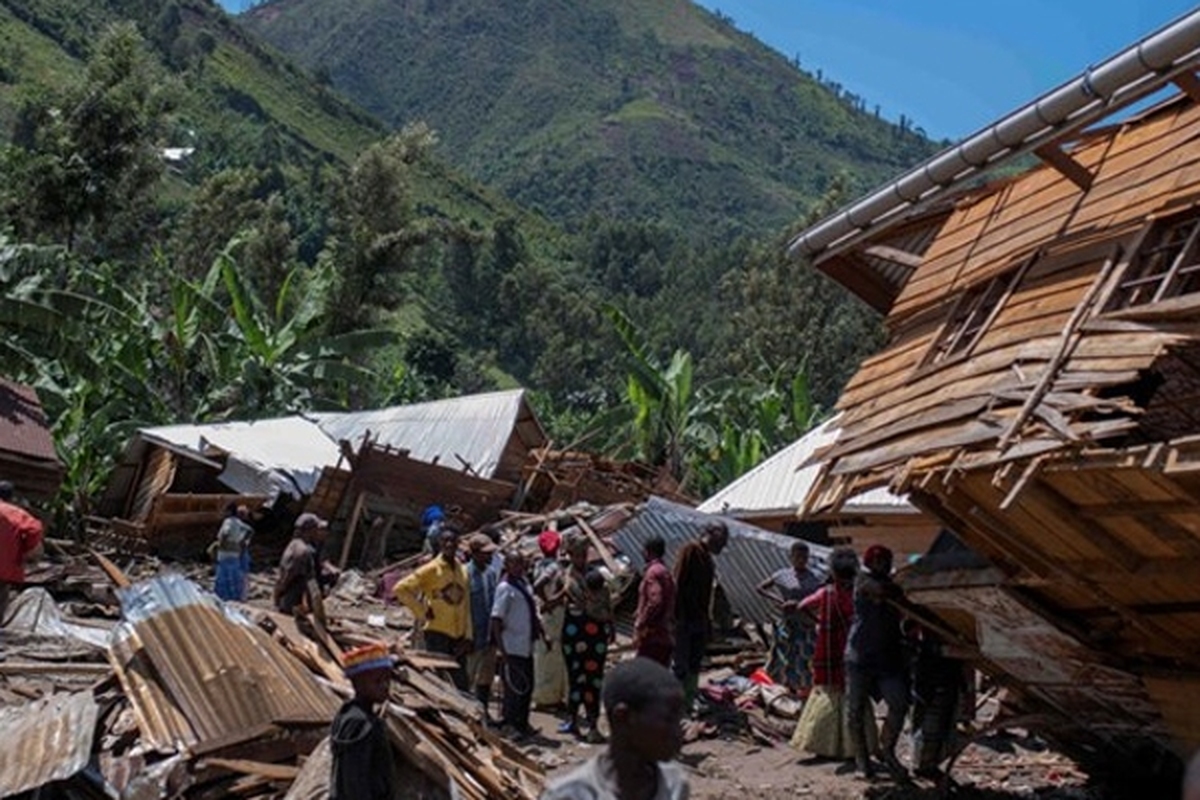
789,547,873,760
757,541,822,696
554,535,614,743
532,530,569,709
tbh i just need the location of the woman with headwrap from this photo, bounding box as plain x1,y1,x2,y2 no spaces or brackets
551,534,613,743
532,529,569,708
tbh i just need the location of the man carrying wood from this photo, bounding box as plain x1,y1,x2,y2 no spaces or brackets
330,641,399,800
0,480,43,625
393,525,471,689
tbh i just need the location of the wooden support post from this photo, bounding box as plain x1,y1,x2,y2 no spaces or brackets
339,491,368,571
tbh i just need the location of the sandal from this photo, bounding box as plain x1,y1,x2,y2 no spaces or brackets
557,720,579,735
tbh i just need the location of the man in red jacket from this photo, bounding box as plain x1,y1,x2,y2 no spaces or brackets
0,481,44,624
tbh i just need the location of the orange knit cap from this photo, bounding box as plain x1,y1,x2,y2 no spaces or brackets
341,642,395,677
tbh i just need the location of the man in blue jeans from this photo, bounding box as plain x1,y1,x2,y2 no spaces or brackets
846,544,909,780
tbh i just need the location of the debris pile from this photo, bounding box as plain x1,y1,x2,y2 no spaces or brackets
0,571,544,799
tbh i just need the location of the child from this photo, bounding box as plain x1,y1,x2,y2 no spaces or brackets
541,657,689,800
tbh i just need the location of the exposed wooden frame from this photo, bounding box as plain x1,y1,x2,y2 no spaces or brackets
1172,71,1200,105
1034,144,1095,191
864,244,922,269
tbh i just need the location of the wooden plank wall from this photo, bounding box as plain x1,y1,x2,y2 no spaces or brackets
812,99,1200,507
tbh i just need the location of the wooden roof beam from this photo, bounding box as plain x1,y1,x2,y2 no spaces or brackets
1172,70,1200,105
816,253,898,313
1034,144,1094,191
864,244,922,269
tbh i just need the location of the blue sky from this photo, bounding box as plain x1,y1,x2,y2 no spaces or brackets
694,0,1199,139
217,0,1199,140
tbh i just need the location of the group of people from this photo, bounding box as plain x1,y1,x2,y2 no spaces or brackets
379,517,732,748
782,543,970,781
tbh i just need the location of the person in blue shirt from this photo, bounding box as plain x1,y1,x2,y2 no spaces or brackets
465,532,503,723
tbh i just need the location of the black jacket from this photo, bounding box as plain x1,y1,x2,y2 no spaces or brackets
330,699,396,800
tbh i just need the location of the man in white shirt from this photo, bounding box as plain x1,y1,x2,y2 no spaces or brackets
491,550,543,739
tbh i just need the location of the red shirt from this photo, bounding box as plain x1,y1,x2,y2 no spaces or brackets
634,558,676,647
0,499,43,583
799,582,854,689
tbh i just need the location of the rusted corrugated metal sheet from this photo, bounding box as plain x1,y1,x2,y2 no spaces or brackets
612,497,830,625
0,691,97,797
0,377,64,501
108,575,338,752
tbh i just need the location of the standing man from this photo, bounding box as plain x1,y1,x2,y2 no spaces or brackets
0,481,43,624
330,641,399,800
846,544,909,779
633,535,676,667
274,513,328,615
491,550,542,739
465,532,502,722
672,520,728,710
394,526,471,689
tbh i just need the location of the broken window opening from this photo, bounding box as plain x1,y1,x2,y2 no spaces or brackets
1105,211,1200,311
920,269,1020,369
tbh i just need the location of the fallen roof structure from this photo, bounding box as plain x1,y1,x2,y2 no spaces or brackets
613,497,831,626
0,377,63,501
313,389,547,483
789,9,1200,785
697,417,939,559
94,391,550,555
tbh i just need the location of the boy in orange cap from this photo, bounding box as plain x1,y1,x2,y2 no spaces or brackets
331,642,398,800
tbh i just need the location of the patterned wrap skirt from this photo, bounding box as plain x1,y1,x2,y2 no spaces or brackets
561,610,608,717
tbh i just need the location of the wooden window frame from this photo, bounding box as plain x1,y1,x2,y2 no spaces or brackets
1103,208,1200,313
914,258,1033,374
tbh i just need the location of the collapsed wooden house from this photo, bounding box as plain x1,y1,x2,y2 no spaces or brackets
790,10,1200,782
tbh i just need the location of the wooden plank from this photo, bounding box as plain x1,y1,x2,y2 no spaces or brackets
199,758,301,782
864,244,922,268
338,490,368,570
1035,143,1094,191
91,550,132,589
997,248,1120,449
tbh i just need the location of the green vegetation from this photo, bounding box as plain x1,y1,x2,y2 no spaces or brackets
243,0,939,235
0,0,933,517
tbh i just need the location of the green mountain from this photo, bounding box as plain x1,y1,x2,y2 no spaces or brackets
241,0,938,235
0,0,553,229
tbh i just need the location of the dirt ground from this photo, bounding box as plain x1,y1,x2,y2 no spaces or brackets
523,708,1095,800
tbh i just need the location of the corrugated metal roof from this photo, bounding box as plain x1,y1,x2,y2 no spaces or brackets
141,416,342,499
697,417,913,518
612,497,831,625
0,378,60,463
312,389,547,480
109,575,338,752
0,691,97,797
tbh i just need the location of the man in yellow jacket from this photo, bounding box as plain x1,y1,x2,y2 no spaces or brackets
394,525,471,689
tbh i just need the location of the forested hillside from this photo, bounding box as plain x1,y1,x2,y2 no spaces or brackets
0,0,937,515
242,0,939,235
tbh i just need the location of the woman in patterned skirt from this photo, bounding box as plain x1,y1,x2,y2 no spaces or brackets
554,534,614,743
